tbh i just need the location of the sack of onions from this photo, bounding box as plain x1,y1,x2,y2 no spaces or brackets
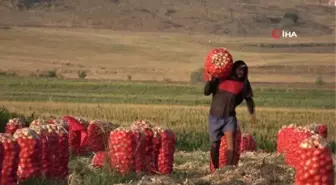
240,133,257,153
0,134,19,185
87,120,117,152
153,127,176,175
30,119,48,127
151,128,161,173
276,124,296,154
62,116,88,155
285,127,314,168
48,124,69,178
210,128,241,173
132,129,146,174
295,135,335,185
204,48,233,81
13,128,42,182
307,123,328,138
92,151,108,168
5,118,26,135
75,117,89,127
131,120,154,174
48,117,69,131
29,125,52,177
232,129,241,166
109,128,139,175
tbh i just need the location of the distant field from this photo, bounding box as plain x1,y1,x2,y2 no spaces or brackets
0,27,334,83
1,76,335,109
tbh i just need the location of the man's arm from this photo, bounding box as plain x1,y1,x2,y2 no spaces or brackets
204,78,218,96
245,97,255,115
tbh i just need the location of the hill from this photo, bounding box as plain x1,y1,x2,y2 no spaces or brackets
0,0,335,36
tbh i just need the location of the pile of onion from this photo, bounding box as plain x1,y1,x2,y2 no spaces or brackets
240,133,257,153
87,120,117,152
131,120,154,174
276,124,297,154
295,135,335,185
92,151,108,168
13,128,42,182
153,127,176,174
210,128,241,173
48,124,69,178
29,125,52,177
0,133,19,185
285,127,315,168
109,127,144,175
203,48,233,81
5,118,26,135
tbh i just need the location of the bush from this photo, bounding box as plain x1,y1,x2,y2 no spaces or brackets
190,68,204,83
315,75,325,85
0,107,38,133
78,71,87,79
47,69,57,78
283,12,299,23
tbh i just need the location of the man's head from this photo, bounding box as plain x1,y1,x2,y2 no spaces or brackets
232,60,248,81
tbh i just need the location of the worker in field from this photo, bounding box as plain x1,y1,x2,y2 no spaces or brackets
204,60,256,169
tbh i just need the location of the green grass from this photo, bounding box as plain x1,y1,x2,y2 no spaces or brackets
1,76,335,109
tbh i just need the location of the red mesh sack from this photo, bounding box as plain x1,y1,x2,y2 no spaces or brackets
92,151,107,168
49,124,69,178
240,133,257,153
131,120,155,173
276,124,296,154
295,135,335,185
30,119,47,127
0,139,3,184
151,128,161,173
109,128,145,175
210,128,241,173
154,127,176,175
204,48,233,81
5,118,26,135
285,127,314,168
48,118,69,131
0,134,19,185
87,120,117,152
62,116,88,155
29,125,52,177
13,128,42,182
308,123,328,138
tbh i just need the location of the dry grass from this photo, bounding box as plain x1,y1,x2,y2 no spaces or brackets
0,27,334,83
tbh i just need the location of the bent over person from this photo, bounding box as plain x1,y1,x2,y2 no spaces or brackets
204,60,256,169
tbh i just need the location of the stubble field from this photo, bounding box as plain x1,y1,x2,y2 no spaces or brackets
0,27,335,185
